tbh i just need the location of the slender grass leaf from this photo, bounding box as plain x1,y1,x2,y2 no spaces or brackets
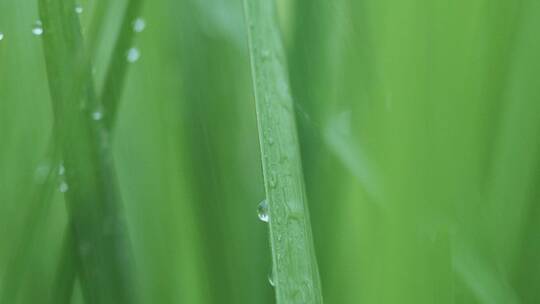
243,0,324,303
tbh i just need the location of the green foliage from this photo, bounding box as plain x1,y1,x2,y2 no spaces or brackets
1,0,540,304
243,0,323,303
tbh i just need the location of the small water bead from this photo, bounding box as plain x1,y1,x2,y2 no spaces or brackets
32,20,43,36
268,268,275,287
59,181,69,193
92,110,103,121
0,33,4,41
34,162,51,182
75,4,83,14
126,47,140,62
58,163,65,176
257,199,269,222
133,18,146,33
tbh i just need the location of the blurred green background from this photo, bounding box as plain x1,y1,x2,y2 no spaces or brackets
1,0,540,303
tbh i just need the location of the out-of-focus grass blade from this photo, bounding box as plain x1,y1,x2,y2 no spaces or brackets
243,0,323,303
49,0,144,300
48,231,78,304
2,0,143,302
0,144,59,303
101,0,143,131
38,0,139,303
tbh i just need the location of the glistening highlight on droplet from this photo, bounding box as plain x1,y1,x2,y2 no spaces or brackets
32,20,43,36
257,199,269,222
92,110,104,121
75,4,83,14
268,268,275,287
126,47,140,63
59,181,69,193
133,18,146,33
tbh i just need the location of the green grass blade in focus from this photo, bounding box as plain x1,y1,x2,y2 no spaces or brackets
243,0,323,303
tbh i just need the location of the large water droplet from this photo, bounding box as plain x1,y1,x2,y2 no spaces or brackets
126,47,140,62
59,181,69,193
257,199,269,222
133,18,146,33
0,33,4,41
32,21,43,36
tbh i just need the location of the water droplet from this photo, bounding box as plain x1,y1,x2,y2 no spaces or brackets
75,4,83,14
268,268,275,287
0,33,4,41
59,181,69,193
126,47,140,62
133,18,146,33
92,110,103,121
34,162,51,182
58,163,65,176
32,20,43,36
257,199,269,222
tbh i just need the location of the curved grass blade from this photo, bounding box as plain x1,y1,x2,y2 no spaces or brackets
242,0,324,303
37,0,139,303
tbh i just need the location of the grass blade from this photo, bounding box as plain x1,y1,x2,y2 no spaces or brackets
37,0,139,303
242,0,323,303
0,144,59,303
48,230,78,304
101,0,143,131
1,0,142,301
48,0,144,300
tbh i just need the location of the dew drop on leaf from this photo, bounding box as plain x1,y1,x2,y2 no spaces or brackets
92,110,103,121
127,47,140,63
133,18,146,33
59,181,69,193
257,199,269,222
268,267,275,287
32,21,43,36
75,4,83,14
